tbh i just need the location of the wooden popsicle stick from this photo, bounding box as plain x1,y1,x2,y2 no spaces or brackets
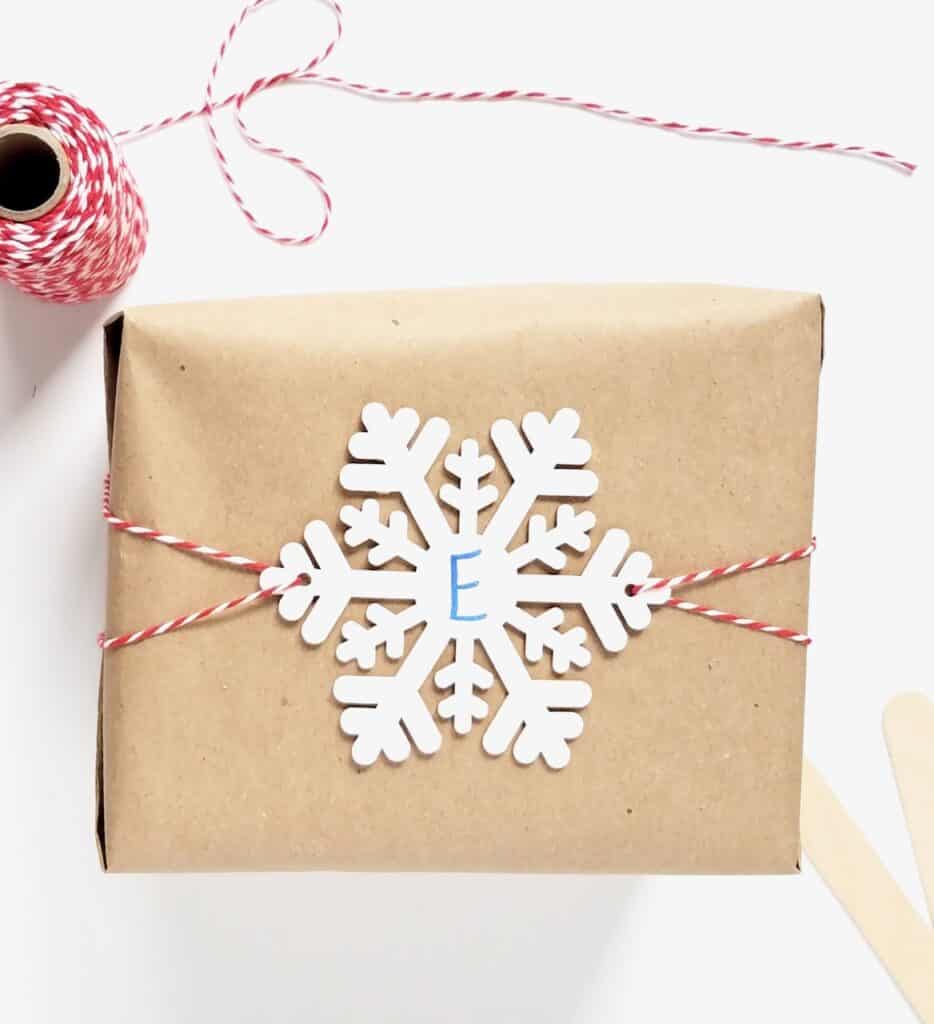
885,694,934,925
801,695,934,1023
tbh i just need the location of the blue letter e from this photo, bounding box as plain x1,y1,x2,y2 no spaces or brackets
450,549,486,622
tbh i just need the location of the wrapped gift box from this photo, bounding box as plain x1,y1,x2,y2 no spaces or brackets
98,284,821,872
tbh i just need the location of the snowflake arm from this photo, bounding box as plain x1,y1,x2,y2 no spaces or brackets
260,521,355,644
337,603,425,669
261,520,421,645
435,635,493,735
579,531,669,651
340,498,424,567
484,409,597,548
509,504,596,570
334,623,449,765
339,403,451,544
510,529,671,653
506,607,591,673
479,628,591,769
440,439,498,535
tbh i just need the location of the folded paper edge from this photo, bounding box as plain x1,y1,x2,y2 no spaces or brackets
103,312,124,457
95,312,124,872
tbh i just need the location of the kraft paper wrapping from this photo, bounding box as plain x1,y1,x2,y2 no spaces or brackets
99,284,822,873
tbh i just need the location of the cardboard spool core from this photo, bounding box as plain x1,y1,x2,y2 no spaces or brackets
0,124,71,223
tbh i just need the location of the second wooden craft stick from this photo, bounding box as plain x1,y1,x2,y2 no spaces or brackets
802,744,934,1022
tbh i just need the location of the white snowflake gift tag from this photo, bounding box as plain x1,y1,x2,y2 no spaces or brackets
260,402,669,769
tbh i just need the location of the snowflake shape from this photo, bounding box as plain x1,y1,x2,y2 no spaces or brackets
260,403,670,769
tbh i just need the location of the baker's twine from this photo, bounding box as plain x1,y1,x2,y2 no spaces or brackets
1,0,916,303
98,476,815,650
0,85,147,302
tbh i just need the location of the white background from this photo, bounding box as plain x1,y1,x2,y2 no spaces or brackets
1,1,930,1021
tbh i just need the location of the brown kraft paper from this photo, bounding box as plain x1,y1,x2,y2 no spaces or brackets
99,283,822,873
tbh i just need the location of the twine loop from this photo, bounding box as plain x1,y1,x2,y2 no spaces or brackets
1,0,917,303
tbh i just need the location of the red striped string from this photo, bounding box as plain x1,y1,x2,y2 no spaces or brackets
102,474,271,573
98,475,303,650
661,600,811,645
98,584,296,650
630,538,816,595
115,0,916,248
632,539,816,646
97,477,814,650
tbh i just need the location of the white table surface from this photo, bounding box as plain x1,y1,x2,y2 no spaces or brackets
1,2,930,1021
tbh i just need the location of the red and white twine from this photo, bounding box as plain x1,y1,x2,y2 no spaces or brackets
0,85,147,303
629,539,816,595
1,0,917,303
625,539,815,644
101,584,297,650
98,476,814,651
102,474,270,574
99,476,303,650
657,600,811,646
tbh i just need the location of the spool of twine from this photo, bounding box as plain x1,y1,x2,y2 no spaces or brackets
0,83,148,304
